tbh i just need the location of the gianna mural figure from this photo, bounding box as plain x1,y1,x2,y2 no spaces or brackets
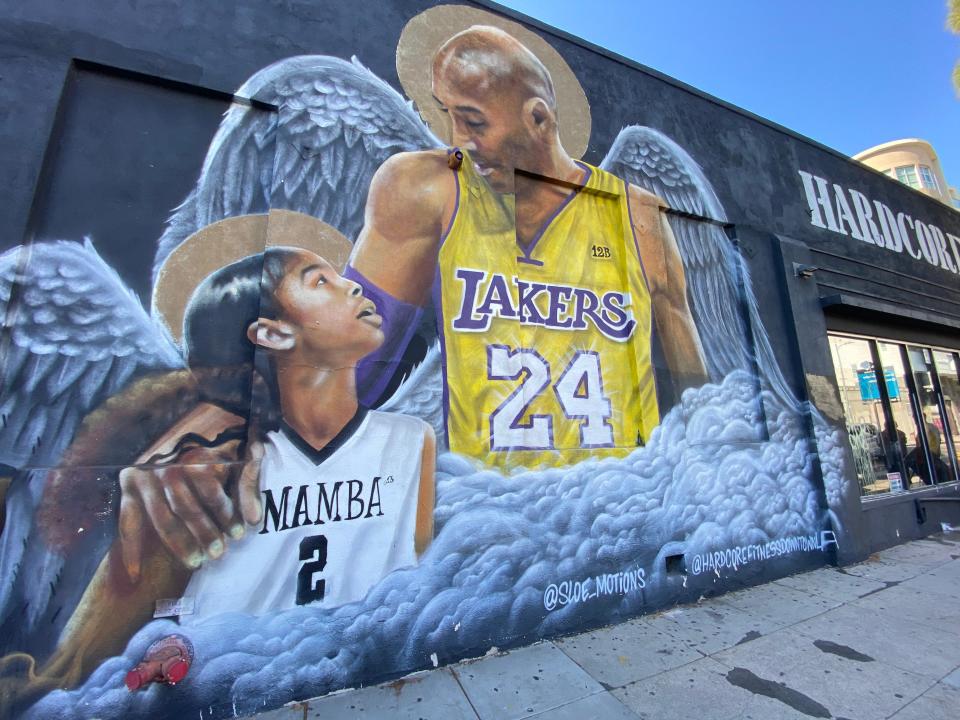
179,246,435,617
3,232,436,705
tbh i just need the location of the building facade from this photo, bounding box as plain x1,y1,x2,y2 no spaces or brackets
1,2,959,718
855,138,960,211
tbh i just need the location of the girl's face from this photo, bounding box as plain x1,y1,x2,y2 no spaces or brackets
269,250,384,367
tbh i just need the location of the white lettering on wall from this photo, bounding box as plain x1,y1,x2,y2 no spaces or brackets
798,170,960,275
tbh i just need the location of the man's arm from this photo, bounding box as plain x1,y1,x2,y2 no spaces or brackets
414,424,436,556
349,150,457,304
627,187,708,394
29,407,260,690
34,404,265,685
345,150,456,405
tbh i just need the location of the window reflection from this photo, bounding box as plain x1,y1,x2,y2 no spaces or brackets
828,333,960,499
933,351,960,466
829,336,889,496
906,346,958,485
876,342,920,489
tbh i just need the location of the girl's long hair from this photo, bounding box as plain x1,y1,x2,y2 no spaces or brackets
180,247,299,435
39,248,299,550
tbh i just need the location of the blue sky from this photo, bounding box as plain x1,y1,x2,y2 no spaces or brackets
497,1,960,187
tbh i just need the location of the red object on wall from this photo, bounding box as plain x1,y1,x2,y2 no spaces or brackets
124,635,194,691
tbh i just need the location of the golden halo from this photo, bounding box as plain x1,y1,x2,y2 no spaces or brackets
397,4,591,159
153,210,352,345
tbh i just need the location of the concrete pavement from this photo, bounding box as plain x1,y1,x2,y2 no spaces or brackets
249,535,960,720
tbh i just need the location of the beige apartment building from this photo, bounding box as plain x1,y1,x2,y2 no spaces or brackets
854,138,960,211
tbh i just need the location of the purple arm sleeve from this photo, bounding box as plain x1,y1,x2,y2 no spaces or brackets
343,265,424,407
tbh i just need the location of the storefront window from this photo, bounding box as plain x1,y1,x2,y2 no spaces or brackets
876,342,921,489
829,332,960,499
906,346,959,485
933,351,960,461
829,335,889,496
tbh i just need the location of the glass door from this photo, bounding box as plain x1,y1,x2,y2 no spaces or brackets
905,346,958,485
874,341,918,490
828,332,960,499
931,350,960,483
829,335,889,495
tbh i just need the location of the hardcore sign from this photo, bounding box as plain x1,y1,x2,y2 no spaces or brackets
798,170,960,274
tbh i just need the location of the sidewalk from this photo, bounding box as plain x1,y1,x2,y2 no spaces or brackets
250,535,960,720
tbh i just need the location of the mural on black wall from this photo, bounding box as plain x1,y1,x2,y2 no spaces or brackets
0,5,849,718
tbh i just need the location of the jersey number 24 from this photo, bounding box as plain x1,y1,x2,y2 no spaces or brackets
488,345,614,451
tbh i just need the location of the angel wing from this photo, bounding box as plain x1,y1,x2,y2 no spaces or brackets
0,240,181,652
601,126,792,402
379,342,446,449
601,127,744,379
153,55,443,284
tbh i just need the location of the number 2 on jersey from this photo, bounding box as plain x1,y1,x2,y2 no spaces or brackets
488,345,613,451
296,534,327,605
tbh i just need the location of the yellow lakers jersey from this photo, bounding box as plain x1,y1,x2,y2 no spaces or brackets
436,150,659,471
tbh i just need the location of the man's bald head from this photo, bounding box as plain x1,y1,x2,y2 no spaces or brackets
433,25,556,111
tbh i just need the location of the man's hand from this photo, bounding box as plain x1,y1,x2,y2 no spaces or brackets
116,404,264,582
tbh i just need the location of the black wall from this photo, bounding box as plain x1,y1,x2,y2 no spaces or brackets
1,0,959,713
